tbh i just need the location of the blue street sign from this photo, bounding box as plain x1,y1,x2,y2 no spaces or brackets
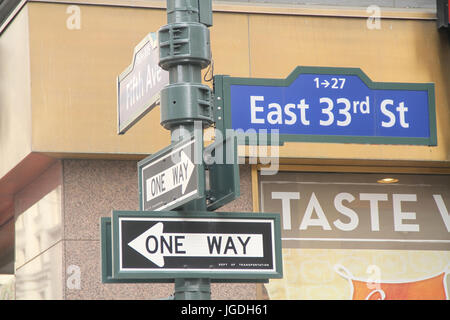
214,67,436,146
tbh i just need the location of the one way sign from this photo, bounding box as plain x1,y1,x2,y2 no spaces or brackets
145,150,194,202
127,222,264,267
138,135,203,211
111,210,283,280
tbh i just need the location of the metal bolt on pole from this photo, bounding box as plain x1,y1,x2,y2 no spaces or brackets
158,0,214,300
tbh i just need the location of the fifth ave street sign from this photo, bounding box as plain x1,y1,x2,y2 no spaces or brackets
111,210,283,279
117,32,169,134
138,135,204,211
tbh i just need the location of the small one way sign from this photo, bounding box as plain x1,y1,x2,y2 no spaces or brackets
138,135,203,211
111,210,283,280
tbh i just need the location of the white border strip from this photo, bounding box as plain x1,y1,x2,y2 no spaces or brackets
118,217,277,273
25,0,437,20
282,237,450,243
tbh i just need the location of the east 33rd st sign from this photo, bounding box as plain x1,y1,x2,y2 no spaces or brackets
215,66,436,146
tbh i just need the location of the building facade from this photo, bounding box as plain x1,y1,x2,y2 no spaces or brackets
0,0,449,299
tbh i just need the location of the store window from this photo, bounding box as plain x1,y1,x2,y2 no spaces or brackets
15,186,63,300
0,275,14,299
259,171,450,300
0,209,14,300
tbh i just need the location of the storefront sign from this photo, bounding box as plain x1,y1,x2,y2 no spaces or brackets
215,66,436,146
260,172,450,251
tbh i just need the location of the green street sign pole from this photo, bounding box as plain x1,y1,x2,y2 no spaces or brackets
158,0,214,300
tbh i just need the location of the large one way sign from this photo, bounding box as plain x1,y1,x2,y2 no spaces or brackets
111,211,283,280
138,136,203,211
127,222,263,267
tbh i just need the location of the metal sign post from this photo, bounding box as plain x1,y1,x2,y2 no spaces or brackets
103,0,283,299
157,0,214,300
